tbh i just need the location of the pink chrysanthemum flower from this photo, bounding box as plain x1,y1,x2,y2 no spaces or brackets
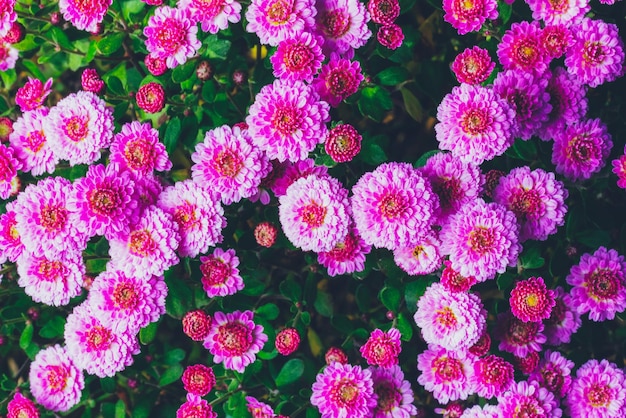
495,311,546,357
15,77,52,112
440,198,521,282
325,347,348,365
565,359,626,418
44,91,114,165
613,154,626,189
136,82,165,113
566,246,626,321
110,121,172,178
544,286,581,345
317,226,371,276
183,310,212,341
245,0,316,46
514,351,540,375
29,345,84,412
552,118,612,182
451,46,495,85
414,282,486,351
13,177,88,258
435,84,516,166
108,206,180,279
64,303,140,378
459,405,500,418
311,362,377,418
203,310,267,373
131,175,163,216
498,380,562,418
441,260,477,293
254,221,278,247
17,251,85,307
497,21,549,74
0,0,16,38
526,0,588,25
0,203,24,264
0,143,21,199
177,394,218,418
370,365,417,418
435,403,464,417
247,79,330,162
279,174,350,252
493,166,568,242
352,162,439,251
565,18,625,88
529,350,574,398
468,331,491,356
0,40,18,71
393,233,442,276
417,344,477,404
178,0,241,34
0,116,13,141
7,393,39,418
9,108,59,176
315,0,371,55
58,0,111,32
182,364,216,396
442,0,497,35
275,327,301,355
359,328,401,368
246,396,276,417
191,124,270,205
144,7,200,68
312,54,364,107
509,277,556,322
271,158,328,196
377,24,404,50
200,248,244,298
325,123,362,163
367,0,399,24
541,24,573,59
145,53,168,76
271,32,325,83
81,68,105,94
88,270,167,334
471,355,514,399
158,180,226,258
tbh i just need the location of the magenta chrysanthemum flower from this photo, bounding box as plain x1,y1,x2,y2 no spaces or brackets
158,180,226,258
191,124,270,205
317,226,371,276
200,248,244,298
451,46,495,85
245,0,316,46
0,41,18,71
275,327,301,355
495,311,546,357
144,6,201,68
109,121,172,178
247,79,330,162
377,24,404,50
59,0,112,32
442,0,497,35
552,118,613,181
17,251,85,307
459,405,500,418
0,0,16,38
271,32,325,83
177,394,218,418
565,359,626,418
497,21,549,74
203,310,267,373
414,282,486,351
613,154,626,189
81,68,105,94
493,166,568,242
136,82,165,113
0,203,24,264
471,355,514,399
246,396,276,417
44,91,114,165
526,0,588,25
544,286,582,345
441,260,477,293
312,54,364,107
0,143,20,199
509,277,556,322
315,0,371,55
393,233,442,276
514,352,540,375
145,53,168,76
325,347,348,365
529,350,574,398
29,345,84,412
417,344,476,404
440,198,521,282
370,365,417,418
325,123,362,163
271,158,328,196
131,175,163,215
182,364,215,396
64,303,140,378
351,162,439,251
565,18,625,88
178,0,241,34
359,328,401,368
435,83,516,166
367,0,399,24
108,206,180,278
9,108,59,176
566,246,626,321
183,310,212,341
311,362,377,418
541,24,574,59
279,174,350,252
15,77,52,112
498,380,562,418
7,393,39,418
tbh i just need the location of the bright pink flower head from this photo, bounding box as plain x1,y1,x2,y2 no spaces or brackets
311,362,377,418
0,143,21,199
417,344,477,404
613,154,626,189
200,248,244,298
246,396,276,418
377,24,404,50
3,20,21,44
81,68,105,94
7,393,39,418
544,286,581,345
370,365,417,418
367,0,399,24
326,347,348,365
9,108,59,176
351,162,439,251
0,0,17,39
359,328,401,368
203,310,267,373
0,40,18,71
393,232,442,276
247,79,330,162
183,310,212,341
468,331,491,356
144,6,201,68
254,221,278,247
552,118,612,182
441,260,477,293
565,18,625,88
182,364,215,396
435,403,464,418
245,0,316,46
276,327,301,355
315,0,372,55
317,226,371,277
110,121,172,177
312,54,364,107
325,123,362,163
414,282,486,350
177,394,217,418
145,53,168,76
471,354,514,399
495,311,546,357
497,21,549,74
178,0,242,34
509,276,556,322
498,380,562,418
529,350,574,398
514,351,540,375
59,0,112,32
29,345,84,412
435,83,516,166
541,24,573,59
0,203,24,264
442,0,497,35
565,359,626,418
136,82,165,113
526,0,588,25
271,158,328,196
451,46,495,85
271,32,325,83
15,77,52,112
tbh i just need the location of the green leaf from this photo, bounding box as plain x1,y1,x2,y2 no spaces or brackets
139,321,158,345
121,0,146,20
360,135,388,166
48,26,72,50
39,316,66,339
163,117,181,155
256,303,279,320
306,409,321,418
414,150,441,168
498,1,513,24
314,291,333,317
396,313,414,342
575,229,611,249
204,35,231,60
279,278,302,302
172,61,196,84
404,278,436,314
86,258,108,274
159,364,184,387
519,244,545,270
164,272,193,319
375,67,409,86
164,348,186,365
101,377,117,393
400,88,424,122
105,76,125,96
115,400,126,418
19,323,33,350
505,138,537,162
358,86,393,121
355,284,371,312
497,272,516,293
274,359,304,386
97,33,125,56
379,287,401,311
13,34,42,52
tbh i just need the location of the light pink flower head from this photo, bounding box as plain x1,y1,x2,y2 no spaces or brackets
271,158,328,196
544,286,582,345
525,0,588,25
370,365,417,418
144,6,201,68
529,350,574,398
451,46,495,85
497,380,562,418
459,405,501,418
178,0,242,34
271,32,325,83
312,54,364,107
246,396,276,417
393,232,442,276
59,0,112,32
0,0,16,38
29,345,84,412
245,0,316,46
417,344,477,404
0,202,24,264
442,0,497,35
315,0,372,55
317,225,371,276
497,21,549,74
0,143,21,199
471,354,514,399
109,121,172,178
359,328,401,368
565,359,626,418
9,108,59,176
200,248,244,298
15,77,52,112
495,311,546,357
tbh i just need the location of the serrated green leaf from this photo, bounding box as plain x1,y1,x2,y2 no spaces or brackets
401,88,424,122
275,359,304,386
19,323,33,350
121,0,146,20
48,26,72,50
86,258,108,274
97,33,125,56
163,117,181,155
379,287,401,311
256,303,279,320
159,364,184,387
139,321,158,345
39,316,66,339
164,348,186,365
376,67,409,86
